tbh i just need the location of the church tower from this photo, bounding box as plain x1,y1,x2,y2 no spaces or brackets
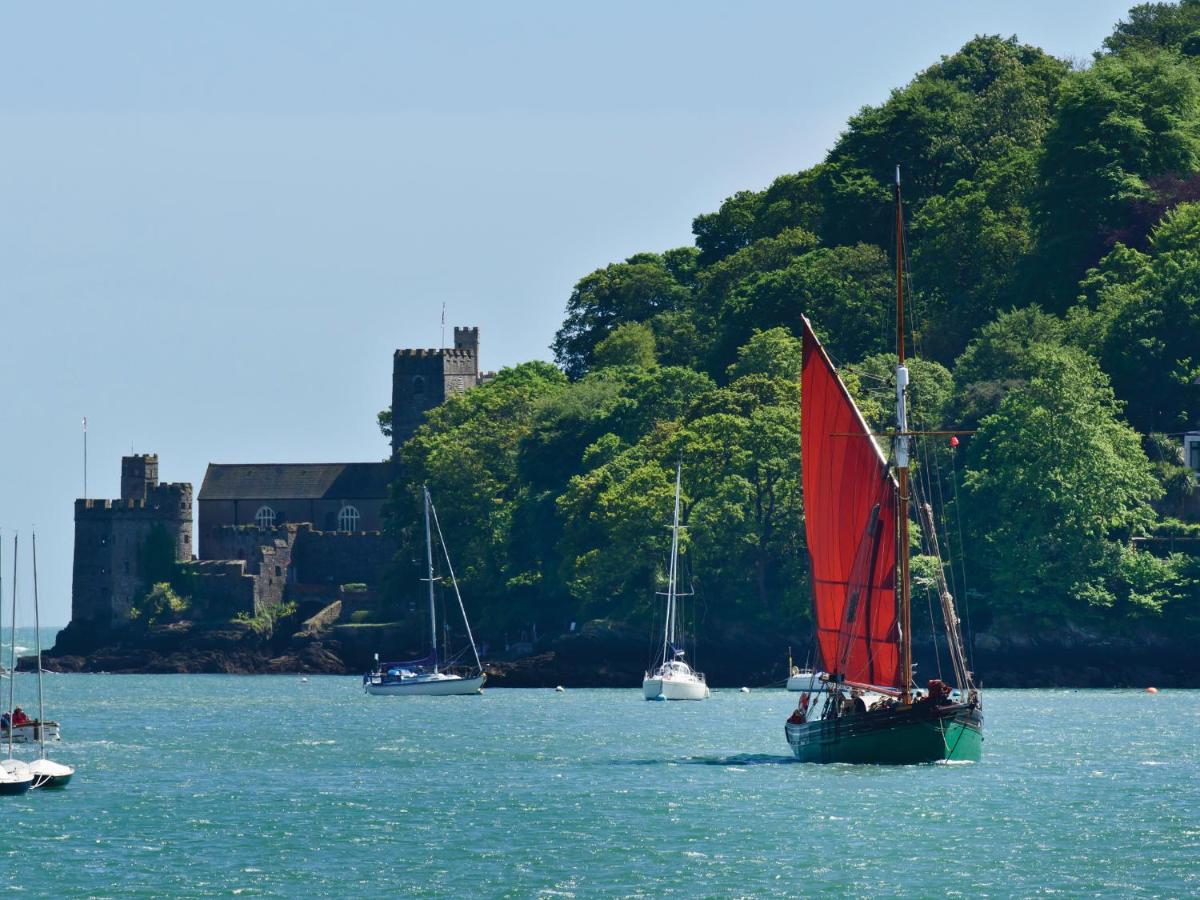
390,326,481,454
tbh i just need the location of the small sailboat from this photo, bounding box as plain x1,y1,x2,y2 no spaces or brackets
784,168,982,764
642,463,709,701
364,486,486,696
23,534,73,787
1,533,32,796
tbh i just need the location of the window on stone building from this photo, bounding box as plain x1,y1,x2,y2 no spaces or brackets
412,376,426,395
337,505,361,532
255,506,276,529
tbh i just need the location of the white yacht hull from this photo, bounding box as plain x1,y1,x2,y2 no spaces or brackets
1,721,61,744
365,673,486,696
643,676,710,701
26,758,75,788
787,671,820,692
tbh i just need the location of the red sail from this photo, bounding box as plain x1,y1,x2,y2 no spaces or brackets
801,318,901,689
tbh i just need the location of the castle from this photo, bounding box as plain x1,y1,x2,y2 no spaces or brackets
67,328,489,633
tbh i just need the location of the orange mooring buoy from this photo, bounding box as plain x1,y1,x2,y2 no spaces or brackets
1145,686,1159,694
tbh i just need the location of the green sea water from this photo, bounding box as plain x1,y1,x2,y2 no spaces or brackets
1,652,1196,896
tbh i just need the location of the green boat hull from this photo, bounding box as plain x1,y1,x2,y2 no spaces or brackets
785,702,982,765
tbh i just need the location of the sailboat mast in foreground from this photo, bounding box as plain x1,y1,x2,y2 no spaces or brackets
784,166,982,763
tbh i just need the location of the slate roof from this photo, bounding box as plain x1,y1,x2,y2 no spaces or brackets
199,462,394,501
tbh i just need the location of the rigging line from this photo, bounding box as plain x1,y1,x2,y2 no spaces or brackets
426,495,483,673
949,449,974,648
925,582,944,681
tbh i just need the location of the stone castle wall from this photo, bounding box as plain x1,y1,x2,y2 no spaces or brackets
71,455,193,630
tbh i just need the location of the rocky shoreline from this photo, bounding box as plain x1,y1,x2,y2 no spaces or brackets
35,615,1200,688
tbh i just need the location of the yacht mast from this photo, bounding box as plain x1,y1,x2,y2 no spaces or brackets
664,461,683,656
423,485,438,672
894,166,914,706
32,533,45,760
7,534,17,759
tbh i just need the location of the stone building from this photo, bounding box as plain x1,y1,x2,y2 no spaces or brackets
197,462,393,552
391,326,492,451
66,326,489,631
70,454,193,629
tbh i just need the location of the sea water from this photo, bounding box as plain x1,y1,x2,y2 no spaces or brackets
1,659,1196,895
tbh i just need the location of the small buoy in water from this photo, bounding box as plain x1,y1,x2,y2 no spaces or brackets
555,685,565,692
1145,686,1158,694
300,676,309,683
740,686,750,694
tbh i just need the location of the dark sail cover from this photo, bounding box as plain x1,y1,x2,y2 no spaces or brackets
801,318,901,688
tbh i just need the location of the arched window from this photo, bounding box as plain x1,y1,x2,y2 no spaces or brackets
337,505,360,532
412,375,426,395
254,505,276,529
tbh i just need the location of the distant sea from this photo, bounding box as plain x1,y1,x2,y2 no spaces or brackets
2,628,1196,897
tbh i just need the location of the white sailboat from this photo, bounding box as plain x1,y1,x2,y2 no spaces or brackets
1,534,32,795
363,485,486,696
642,463,709,701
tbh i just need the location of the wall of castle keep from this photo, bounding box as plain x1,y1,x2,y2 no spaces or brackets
71,458,193,629
390,326,482,452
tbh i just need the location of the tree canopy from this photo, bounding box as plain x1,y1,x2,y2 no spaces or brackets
382,6,1200,647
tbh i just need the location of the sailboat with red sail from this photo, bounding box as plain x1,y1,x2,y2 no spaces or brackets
784,168,982,764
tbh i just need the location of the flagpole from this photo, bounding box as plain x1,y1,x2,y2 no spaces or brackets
82,417,88,499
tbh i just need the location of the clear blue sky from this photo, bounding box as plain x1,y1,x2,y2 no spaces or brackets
0,1,1135,624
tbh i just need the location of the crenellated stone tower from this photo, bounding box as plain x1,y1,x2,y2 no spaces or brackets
70,454,193,631
390,326,485,453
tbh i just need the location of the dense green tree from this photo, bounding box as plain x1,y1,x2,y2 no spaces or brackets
950,306,1066,428
962,345,1161,616
910,149,1039,361
552,252,692,378
1032,48,1200,306
819,36,1067,247
1103,0,1200,54
692,171,824,267
592,322,657,369
1099,203,1200,430
556,372,804,624
726,327,803,382
711,243,894,373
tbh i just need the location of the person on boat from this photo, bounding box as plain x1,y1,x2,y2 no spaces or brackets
850,689,867,715
0,711,8,731
11,707,29,726
787,693,810,725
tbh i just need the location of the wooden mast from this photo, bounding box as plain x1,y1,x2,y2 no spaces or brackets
894,166,913,706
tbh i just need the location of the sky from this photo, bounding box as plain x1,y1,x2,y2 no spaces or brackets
0,0,1137,624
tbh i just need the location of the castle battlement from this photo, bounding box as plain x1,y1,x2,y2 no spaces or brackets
393,347,477,359
76,482,192,516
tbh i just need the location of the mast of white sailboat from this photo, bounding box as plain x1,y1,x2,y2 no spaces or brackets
894,165,914,706
423,485,438,673
32,532,45,759
664,461,683,659
7,533,17,759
